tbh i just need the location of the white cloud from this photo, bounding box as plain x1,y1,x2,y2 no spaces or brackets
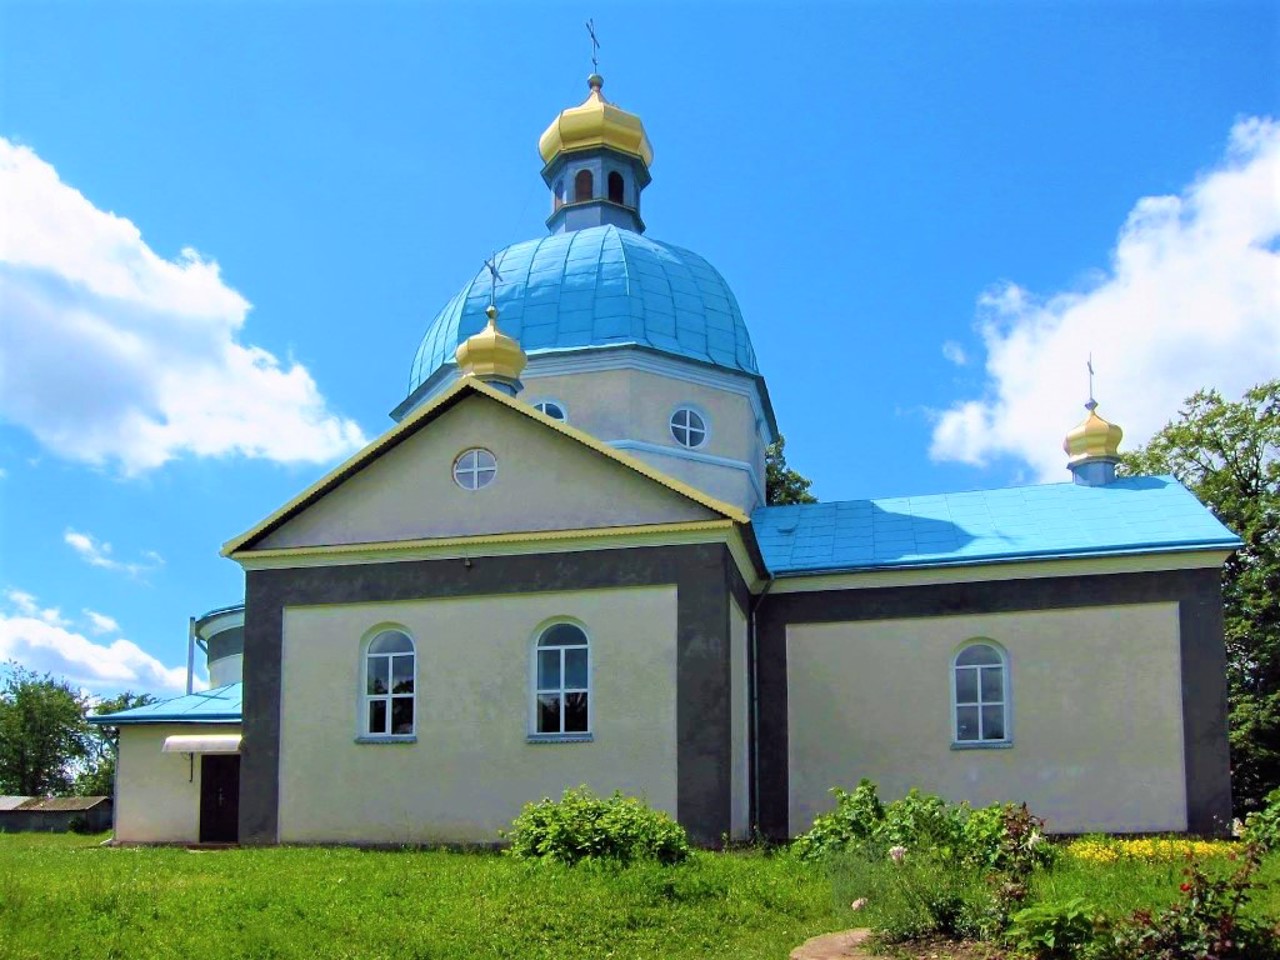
83,610,120,635
941,341,968,366
0,589,189,694
931,117,1280,481
64,528,163,579
0,138,368,475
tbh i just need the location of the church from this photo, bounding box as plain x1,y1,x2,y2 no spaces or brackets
92,74,1241,847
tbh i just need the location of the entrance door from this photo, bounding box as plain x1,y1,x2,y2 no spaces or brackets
199,754,240,843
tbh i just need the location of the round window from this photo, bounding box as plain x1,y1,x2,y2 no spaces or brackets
669,408,707,448
534,401,567,422
452,448,497,490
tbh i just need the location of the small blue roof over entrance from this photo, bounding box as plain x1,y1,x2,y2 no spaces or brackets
752,475,1241,576
87,683,242,725
407,224,760,397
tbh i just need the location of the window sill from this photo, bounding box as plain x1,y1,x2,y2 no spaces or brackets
355,735,418,745
951,740,1013,751
526,733,594,745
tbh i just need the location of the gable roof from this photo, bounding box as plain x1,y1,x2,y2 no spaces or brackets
752,475,1241,576
86,683,243,725
224,377,749,556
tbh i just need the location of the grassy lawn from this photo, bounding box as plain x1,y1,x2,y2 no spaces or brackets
0,833,841,960
3,833,1278,960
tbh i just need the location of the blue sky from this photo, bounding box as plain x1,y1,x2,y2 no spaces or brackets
1,1,1277,696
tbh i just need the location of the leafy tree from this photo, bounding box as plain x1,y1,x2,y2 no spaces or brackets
0,664,91,796
766,434,817,505
75,692,155,797
1119,380,1280,813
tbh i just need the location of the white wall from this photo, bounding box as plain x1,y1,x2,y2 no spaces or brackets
257,397,716,551
277,586,679,844
114,723,240,843
787,603,1186,835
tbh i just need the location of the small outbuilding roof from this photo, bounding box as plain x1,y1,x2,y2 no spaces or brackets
0,796,110,811
0,796,31,811
751,475,1241,576
87,682,243,725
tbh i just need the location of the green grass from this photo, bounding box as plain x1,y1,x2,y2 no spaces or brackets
0,833,841,960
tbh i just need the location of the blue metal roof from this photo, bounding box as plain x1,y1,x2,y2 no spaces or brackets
407,224,760,396
752,475,1241,576
87,683,242,725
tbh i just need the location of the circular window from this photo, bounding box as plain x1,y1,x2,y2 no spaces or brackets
452,448,497,490
669,408,707,448
534,401,567,422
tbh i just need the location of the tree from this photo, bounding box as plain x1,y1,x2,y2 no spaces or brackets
75,692,155,797
766,434,817,505
0,664,91,796
1119,380,1280,813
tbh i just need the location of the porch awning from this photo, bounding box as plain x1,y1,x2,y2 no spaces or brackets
161,734,242,755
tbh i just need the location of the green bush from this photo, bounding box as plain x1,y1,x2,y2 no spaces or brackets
791,778,884,861
1006,897,1099,959
1243,787,1280,852
877,788,964,854
503,786,691,866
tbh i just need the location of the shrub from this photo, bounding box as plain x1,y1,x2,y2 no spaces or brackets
792,778,884,861
877,788,964,854
1006,897,1100,959
1242,787,1280,852
1095,844,1280,960
503,786,691,866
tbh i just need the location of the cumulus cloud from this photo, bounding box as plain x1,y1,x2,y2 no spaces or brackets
0,589,190,694
931,117,1280,481
942,341,968,366
83,610,121,635
64,528,163,579
0,138,367,474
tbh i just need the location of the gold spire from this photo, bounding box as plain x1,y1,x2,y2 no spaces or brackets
1063,400,1123,463
538,74,654,167
454,306,527,387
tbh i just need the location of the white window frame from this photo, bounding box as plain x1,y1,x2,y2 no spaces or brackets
532,399,568,423
669,405,709,450
529,620,592,742
951,640,1011,749
452,447,497,490
360,628,417,741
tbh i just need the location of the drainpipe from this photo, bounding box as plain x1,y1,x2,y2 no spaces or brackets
748,576,774,837
186,616,196,695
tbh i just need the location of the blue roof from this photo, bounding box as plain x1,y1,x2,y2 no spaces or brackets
752,475,1241,576
407,224,760,396
87,683,242,725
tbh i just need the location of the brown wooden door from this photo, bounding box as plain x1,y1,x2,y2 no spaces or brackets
199,754,239,843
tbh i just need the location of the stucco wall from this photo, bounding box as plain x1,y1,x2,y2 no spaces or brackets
257,397,715,551
209,654,243,687
114,723,240,843
786,603,1186,836
730,597,749,840
277,585,679,844
522,366,763,511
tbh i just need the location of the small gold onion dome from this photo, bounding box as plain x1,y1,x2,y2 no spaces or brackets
454,306,527,382
1063,401,1123,463
538,74,654,167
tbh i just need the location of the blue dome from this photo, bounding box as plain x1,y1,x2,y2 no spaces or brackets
407,225,760,396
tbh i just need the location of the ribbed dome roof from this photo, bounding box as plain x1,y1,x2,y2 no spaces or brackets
407,225,759,397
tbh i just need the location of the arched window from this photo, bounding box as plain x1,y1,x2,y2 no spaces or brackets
553,179,565,211
669,407,707,448
364,629,415,737
533,400,567,422
574,169,594,202
534,623,589,735
607,171,625,205
953,643,1008,744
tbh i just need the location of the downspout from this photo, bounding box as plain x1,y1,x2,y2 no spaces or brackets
749,576,774,838
186,616,196,695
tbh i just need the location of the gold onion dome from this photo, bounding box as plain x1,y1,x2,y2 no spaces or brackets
538,74,654,167
455,306,527,383
1063,401,1123,463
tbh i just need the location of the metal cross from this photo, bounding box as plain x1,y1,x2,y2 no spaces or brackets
586,19,600,73
483,253,503,310
1087,354,1096,408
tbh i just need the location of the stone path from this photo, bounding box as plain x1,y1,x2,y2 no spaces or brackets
789,928,873,959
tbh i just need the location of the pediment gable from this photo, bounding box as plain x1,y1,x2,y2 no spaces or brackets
226,380,742,556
